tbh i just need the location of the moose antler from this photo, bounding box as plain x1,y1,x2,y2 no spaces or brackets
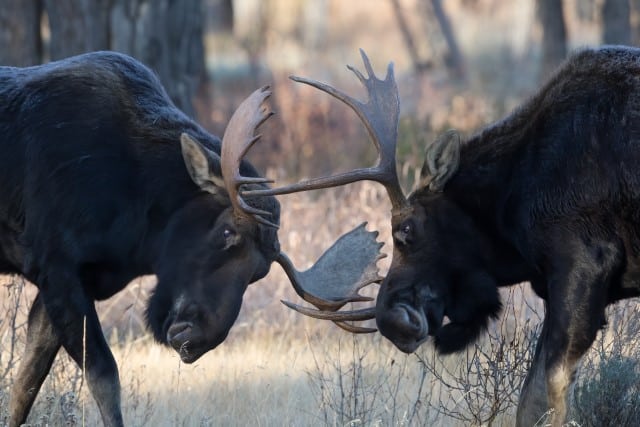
242,49,409,214
220,85,384,332
276,223,384,333
233,50,408,330
220,85,278,227
236,51,406,330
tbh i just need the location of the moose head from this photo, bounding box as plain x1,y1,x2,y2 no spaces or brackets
244,51,495,355
148,86,386,363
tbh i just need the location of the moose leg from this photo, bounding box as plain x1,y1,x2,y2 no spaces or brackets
516,311,551,426
517,297,605,426
53,303,123,426
9,294,61,427
544,299,606,425
39,268,124,427
518,236,617,426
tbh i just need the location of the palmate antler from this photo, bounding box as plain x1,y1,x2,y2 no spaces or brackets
220,84,385,332
277,223,384,333
237,50,409,331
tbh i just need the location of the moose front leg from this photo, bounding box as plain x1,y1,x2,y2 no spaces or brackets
516,311,550,426
38,267,124,427
517,236,618,426
517,298,605,426
9,294,61,427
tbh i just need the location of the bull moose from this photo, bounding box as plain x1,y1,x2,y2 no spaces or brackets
248,47,640,426
0,51,383,426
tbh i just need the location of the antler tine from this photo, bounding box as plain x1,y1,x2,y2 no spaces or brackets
282,301,377,334
281,300,377,321
282,300,377,334
221,86,278,227
242,50,409,213
333,321,377,334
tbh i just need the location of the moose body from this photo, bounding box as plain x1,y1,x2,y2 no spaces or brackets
1,51,383,427
257,47,640,426
376,46,640,425
0,51,283,426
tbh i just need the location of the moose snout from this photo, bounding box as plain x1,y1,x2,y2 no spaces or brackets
376,303,429,353
167,321,193,349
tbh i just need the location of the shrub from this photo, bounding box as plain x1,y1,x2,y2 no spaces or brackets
571,302,640,427
572,353,640,427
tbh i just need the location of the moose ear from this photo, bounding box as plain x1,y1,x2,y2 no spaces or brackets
419,129,461,192
180,133,226,195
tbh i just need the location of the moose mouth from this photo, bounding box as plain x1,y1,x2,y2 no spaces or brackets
174,340,204,364
181,347,208,363
377,303,430,354
167,321,227,363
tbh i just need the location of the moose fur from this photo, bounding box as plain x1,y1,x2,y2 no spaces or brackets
0,51,280,426
374,46,640,426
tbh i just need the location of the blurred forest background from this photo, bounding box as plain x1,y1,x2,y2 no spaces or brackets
1,0,639,182
2,1,640,425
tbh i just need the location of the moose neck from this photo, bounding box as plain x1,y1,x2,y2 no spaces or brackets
445,56,569,216
443,111,538,286
449,124,524,220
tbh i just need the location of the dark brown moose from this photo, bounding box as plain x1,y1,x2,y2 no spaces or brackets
0,51,382,427
248,47,640,426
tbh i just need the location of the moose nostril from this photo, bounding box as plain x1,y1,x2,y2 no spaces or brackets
167,321,193,344
403,306,421,327
390,304,426,335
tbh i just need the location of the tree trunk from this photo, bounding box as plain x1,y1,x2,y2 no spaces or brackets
0,0,42,66
147,0,206,117
537,0,567,81
632,0,640,45
431,0,465,80
0,0,206,118
208,0,234,33
44,0,111,60
390,0,426,73
602,0,631,45
110,0,205,117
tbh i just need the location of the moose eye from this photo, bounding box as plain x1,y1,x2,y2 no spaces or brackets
393,222,414,247
221,227,241,250
223,228,235,240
